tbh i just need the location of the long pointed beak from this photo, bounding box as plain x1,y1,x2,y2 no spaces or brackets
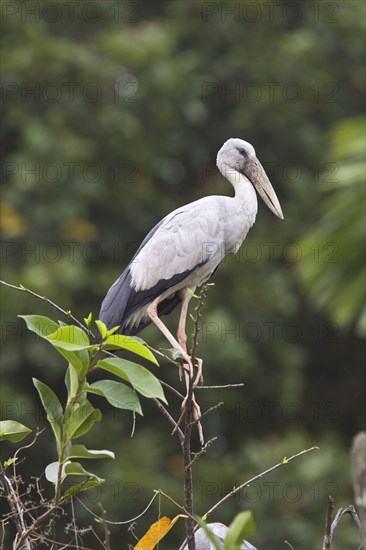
244,159,284,219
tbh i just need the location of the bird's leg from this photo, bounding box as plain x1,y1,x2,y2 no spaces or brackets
147,297,193,371
147,297,204,445
176,290,191,380
177,290,204,386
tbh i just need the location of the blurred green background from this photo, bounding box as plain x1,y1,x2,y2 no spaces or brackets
1,1,365,548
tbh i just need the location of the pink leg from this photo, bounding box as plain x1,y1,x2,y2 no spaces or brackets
177,290,191,350
177,290,204,385
177,290,191,380
147,296,204,444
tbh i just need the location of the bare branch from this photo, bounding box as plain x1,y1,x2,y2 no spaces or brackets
204,446,319,519
1,466,31,550
189,402,224,426
159,379,184,400
76,491,159,525
195,383,245,390
98,503,111,550
154,399,184,445
186,437,218,470
157,490,194,522
0,280,94,338
330,506,363,546
322,495,334,550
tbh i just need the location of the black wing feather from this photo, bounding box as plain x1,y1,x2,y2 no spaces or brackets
99,218,207,335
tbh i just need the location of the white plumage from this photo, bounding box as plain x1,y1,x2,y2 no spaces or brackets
100,138,283,334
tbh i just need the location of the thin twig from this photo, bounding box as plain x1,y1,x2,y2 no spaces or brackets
1,468,31,550
0,280,94,339
153,399,184,445
98,503,111,550
159,379,184,400
186,437,218,470
322,495,334,550
104,349,184,442
189,284,212,365
330,506,363,545
14,499,67,550
69,497,80,550
284,541,295,550
195,383,244,390
157,490,194,523
75,491,159,525
189,402,224,427
205,446,319,519
179,445,320,550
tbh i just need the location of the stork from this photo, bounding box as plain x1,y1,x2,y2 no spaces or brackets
99,138,284,443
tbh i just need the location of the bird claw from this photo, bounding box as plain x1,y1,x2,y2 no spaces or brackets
193,358,204,387
174,355,204,445
175,392,204,445
179,356,204,385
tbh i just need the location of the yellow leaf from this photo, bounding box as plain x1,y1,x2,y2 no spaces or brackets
134,515,187,549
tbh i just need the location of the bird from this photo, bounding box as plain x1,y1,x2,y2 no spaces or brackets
99,138,284,443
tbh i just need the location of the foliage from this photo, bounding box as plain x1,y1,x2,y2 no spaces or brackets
298,117,365,337
20,314,164,498
0,312,166,547
0,420,31,444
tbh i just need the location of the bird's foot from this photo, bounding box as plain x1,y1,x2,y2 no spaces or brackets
194,358,204,387
179,356,203,386
172,391,204,445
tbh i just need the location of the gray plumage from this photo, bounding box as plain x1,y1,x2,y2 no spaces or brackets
99,138,283,334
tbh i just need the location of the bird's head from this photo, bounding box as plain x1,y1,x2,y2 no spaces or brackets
216,138,284,219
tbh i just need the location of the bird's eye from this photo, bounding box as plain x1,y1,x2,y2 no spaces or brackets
237,147,248,158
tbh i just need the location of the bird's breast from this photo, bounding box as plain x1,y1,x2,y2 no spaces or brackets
221,200,257,255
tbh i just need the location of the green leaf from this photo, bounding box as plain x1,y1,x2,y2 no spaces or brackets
96,358,167,403
0,420,32,443
46,326,90,351
84,312,93,327
33,379,63,446
224,511,255,549
106,325,120,337
282,456,288,464
64,461,104,482
66,444,115,460
55,347,89,373
45,460,103,484
19,315,59,338
187,287,200,299
65,400,101,439
3,457,18,469
65,364,80,401
20,316,90,370
87,380,142,415
104,334,158,365
95,320,108,339
63,479,102,497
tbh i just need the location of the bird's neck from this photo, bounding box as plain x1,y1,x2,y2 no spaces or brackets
220,163,258,220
